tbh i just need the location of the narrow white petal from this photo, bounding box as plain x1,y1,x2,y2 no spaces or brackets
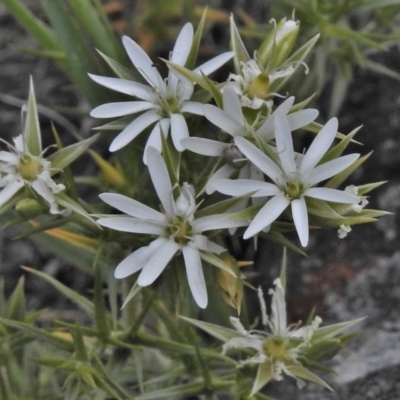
193,214,248,232
31,178,55,203
235,137,285,186
0,180,24,206
115,238,166,279
270,279,287,335
222,87,244,124
191,235,226,254
244,192,289,239
304,187,360,203
170,113,189,151
291,197,309,247
206,164,235,194
181,137,226,156
204,104,243,137
305,153,360,187
0,151,19,164
169,23,193,92
275,96,295,115
99,192,165,221
300,117,338,176
109,110,161,152
212,179,280,197
137,240,179,286
274,111,296,177
182,246,207,308
122,36,165,91
194,51,234,76
180,101,204,115
146,147,174,214
88,74,155,101
286,109,319,131
143,119,170,164
90,101,157,118
97,216,164,235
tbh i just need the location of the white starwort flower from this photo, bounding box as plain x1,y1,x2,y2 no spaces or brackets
213,113,361,246
222,279,324,396
97,147,248,308
0,135,66,214
182,88,318,194
89,23,233,163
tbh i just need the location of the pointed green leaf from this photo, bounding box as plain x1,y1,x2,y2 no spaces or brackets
201,71,223,108
286,364,332,390
185,8,207,70
195,194,252,218
357,181,387,195
313,317,365,341
97,50,139,81
229,14,251,74
261,230,307,256
250,362,273,397
199,251,237,277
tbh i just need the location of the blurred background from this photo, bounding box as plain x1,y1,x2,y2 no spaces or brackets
1,0,400,398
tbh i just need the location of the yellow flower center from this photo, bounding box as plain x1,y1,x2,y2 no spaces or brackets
264,336,287,361
166,217,192,245
165,96,180,114
18,155,41,181
247,73,270,100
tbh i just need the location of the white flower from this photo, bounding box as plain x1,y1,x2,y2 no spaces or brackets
89,23,233,163
97,147,248,308
223,279,322,395
0,135,66,215
182,88,318,194
212,113,361,246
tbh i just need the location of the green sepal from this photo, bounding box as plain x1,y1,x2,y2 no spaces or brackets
286,363,333,390
199,251,237,277
305,121,348,141
180,316,238,342
312,317,365,341
24,77,42,156
161,130,181,185
229,14,251,74
71,325,89,362
48,134,100,171
305,198,345,220
93,114,135,131
0,317,75,351
289,93,316,113
195,193,252,218
325,153,372,189
5,276,26,322
225,202,263,221
97,49,140,81
22,267,94,316
260,230,307,256
250,362,274,397
200,71,223,108
121,283,142,309
357,181,387,195
303,338,343,362
185,8,207,70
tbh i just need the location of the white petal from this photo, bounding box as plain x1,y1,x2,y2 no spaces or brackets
191,234,226,254
115,238,166,279
235,137,285,186
305,153,360,187
88,74,155,101
146,147,174,215
222,87,244,124
304,187,360,203
109,110,161,152
169,23,193,92
181,137,226,156
287,109,319,131
204,104,243,137
137,239,179,286
300,117,338,176
194,51,234,76
170,113,189,151
0,151,19,164
274,111,296,178
182,246,207,308
180,101,204,115
270,279,287,335
99,192,165,222
31,178,55,203
97,216,164,235
275,96,295,115
0,179,24,206
244,192,289,239
122,36,165,91
90,101,157,118
206,164,235,195
212,179,280,197
291,197,309,247
143,119,170,164
193,214,248,232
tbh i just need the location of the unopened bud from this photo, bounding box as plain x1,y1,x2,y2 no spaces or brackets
15,198,45,219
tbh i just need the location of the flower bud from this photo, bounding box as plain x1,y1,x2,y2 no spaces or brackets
15,198,45,219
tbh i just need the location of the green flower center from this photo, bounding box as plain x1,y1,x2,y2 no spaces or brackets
285,181,303,200
164,96,180,115
247,73,270,100
264,336,287,361
18,155,41,181
166,217,192,245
